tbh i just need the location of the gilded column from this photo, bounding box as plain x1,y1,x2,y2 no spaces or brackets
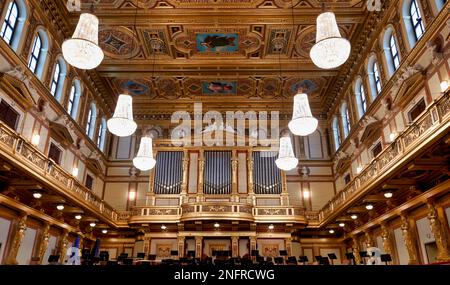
249,236,257,252
351,236,361,265
427,202,450,261
143,236,151,257
181,150,189,194
231,236,239,257
37,223,50,265
195,236,203,259
247,150,254,195
231,150,238,195
197,150,205,197
57,230,70,263
363,230,373,248
285,238,292,257
380,223,394,260
178,236,186,258
400,214,420,265
5,215,27,265
148,150,158,197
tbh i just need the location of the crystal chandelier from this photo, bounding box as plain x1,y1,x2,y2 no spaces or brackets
310,12,351,69
133,137,156,171
275,136,298,171
107,94,137,137
62,13,104,70
288,92,318,136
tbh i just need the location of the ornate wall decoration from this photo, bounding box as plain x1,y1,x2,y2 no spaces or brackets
156,78,182,99
156,244,172,258
112,78,155,97
99,27,140,59
266,28,292,55
262,244,279,257
141,29,171,57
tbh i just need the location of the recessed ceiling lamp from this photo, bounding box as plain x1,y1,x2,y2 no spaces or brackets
365,204,374,210
288,92,318,137
33,192,42,199
275,136,298,171
128,191,136,201
56,204,64,211
107,94,137,137
384,191,393,198
31,134,40,146
351,214,358,220
338,223,345,227
161,225,167,230
62,13,104,70
72,167,79,177
440,80,449,92
214,223,220,228
133,137,156,171
310,12,351,69
329,229,335,234
102,229,108,234
90,222,96,227
268,224,275,230
75,214,82,220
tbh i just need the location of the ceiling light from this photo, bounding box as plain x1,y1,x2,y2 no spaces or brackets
62,13,104,70
275,136,298,171
133,137,156,171
351,214,358,220
75,214,82,220
440,80,449,92
268,224,274,230
303,190,310,199
339,223,345,227
56,204,64,211
107,94,137,137
90,222,96,227
31,134,40,146
389,132,397,143
72,167,79,177
214,223,220,228
33,192,42,199
288,92,318,136
329,229,335,234
128,191,136,201
161,225,167,230
102,229,108,234
310,12,351,69
366,204,374,210
384,191,393,198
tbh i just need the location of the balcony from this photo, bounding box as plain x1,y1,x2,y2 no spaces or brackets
0,122,118,224
318,92,450,225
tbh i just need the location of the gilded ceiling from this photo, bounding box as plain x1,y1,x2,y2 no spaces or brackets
64,0,368,119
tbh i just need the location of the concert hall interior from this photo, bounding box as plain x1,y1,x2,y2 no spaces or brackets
0,0,449,266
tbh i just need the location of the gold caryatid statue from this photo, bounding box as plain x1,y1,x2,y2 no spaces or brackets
380,223,394,258
401,215,419,264
5,215,27,265
352,236,361,265
427,203,450,261
37,224,50,264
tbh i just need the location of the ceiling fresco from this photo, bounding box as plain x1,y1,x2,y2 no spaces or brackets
62,0,367,119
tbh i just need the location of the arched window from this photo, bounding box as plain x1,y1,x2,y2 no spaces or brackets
383,27,400,77
355,79,367,119
50,58,66,101
340,103,351,138
402,0,425,48
0,0,26,50
67,80,81,119
367,55,382,99
97,117,107,151
27,29,49,79
332,117,341,151
86,104,97,139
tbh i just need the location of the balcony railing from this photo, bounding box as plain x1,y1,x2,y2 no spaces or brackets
0,123,118,222
318,92,450,223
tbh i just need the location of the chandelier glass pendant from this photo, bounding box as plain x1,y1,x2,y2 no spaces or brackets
107,94,137,137
62,13,104,70
288,92,318,136
275,136,298,171
133,137,156,171
310,12,351,69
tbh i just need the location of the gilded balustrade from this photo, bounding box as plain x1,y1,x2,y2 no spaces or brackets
319,92,450,223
